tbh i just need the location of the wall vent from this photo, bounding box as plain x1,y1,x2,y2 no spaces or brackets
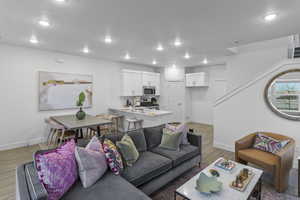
294,47,300,58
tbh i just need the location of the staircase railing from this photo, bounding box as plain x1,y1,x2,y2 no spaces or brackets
214,59,300,107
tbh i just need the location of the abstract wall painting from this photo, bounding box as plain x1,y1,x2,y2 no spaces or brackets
39,71,93,111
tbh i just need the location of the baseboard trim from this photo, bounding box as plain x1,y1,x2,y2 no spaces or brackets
213,141,235,152
0,137,45,151
186,121,213,126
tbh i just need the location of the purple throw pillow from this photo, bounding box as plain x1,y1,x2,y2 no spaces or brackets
35,140,78,200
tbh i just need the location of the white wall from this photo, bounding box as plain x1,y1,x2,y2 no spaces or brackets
186,65,227,124
186,36,290,125
226,37,289,91
0,44,156,150
214,60,300,166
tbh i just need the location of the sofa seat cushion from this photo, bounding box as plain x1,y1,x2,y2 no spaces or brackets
62,172,151,200
151,144,200,167
238,148,279,172
122,151,172,186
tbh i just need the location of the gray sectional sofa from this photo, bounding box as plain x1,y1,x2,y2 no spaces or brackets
16,124,202,200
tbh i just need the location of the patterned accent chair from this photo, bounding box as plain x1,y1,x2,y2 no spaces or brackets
235,132,295,193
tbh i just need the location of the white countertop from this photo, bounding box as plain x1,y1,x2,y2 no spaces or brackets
110,107,172,117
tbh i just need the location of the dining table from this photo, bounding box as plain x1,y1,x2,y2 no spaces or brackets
50,114,113,142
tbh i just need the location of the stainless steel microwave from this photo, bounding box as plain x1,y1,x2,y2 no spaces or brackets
143,86,156,95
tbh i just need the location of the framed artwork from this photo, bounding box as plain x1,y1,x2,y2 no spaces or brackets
39,71,93,111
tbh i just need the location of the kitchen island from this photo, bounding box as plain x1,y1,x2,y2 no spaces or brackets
109,107,173,129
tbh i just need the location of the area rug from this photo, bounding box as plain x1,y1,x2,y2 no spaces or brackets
151,166,299,200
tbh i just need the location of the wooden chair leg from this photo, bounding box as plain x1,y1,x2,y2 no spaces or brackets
47,128,55,145
59,130,65,146
52,129,59,146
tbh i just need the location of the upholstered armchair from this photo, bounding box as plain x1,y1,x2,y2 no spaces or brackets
235,132,295,193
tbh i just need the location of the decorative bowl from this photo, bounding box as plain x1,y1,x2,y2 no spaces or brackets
195,173,223,194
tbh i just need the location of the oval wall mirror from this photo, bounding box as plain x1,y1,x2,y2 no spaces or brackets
265,69,300,121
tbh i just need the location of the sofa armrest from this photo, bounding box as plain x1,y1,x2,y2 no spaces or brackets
235,133,256,161
16,162,48,200
187,132,202,153
275,140,295,170
16,164,31,200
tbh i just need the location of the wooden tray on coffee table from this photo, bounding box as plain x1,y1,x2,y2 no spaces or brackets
229,172,254,192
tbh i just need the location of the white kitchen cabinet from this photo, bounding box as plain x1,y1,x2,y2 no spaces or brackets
153,73,160,95
142,72,161,95
185,72,208,87
122,70,143,96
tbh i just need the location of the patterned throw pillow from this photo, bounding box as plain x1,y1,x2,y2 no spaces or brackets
253,134,288,153
75,136,107,188
103,139,124,175
35,140,77,200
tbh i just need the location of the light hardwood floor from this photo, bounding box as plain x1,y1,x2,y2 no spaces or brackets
0,123,234,200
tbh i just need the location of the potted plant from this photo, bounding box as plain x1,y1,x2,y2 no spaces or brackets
76,92,86,120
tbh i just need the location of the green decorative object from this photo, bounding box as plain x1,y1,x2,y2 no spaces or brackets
195,173,222,194
76,92,86,120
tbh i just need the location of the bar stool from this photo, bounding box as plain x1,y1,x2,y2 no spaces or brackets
126,118,143,131
44,118,76,146
110,114,124,133
87,114,124,137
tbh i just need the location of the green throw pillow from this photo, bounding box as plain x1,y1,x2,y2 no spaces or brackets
116,134,139,167
159,128,183,151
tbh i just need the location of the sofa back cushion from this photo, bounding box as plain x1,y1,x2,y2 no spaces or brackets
143,124,165,150
127,129,147,152
25,163,48,200
104,133,123,144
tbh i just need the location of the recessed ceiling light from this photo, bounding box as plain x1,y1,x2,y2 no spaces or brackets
184,52,190,59
38,19,50,27
55,0,66,3
152,60,157,65
203,58,208,64
174,38,182,47
104,35,112,44
29,35,39,44
264,13,277,22
82,46,90,54
172,64,177,68
156,44,164,51
124,53,131,60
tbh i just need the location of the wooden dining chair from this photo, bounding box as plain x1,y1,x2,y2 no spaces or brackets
44,118,76,146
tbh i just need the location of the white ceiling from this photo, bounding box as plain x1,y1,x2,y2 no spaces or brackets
0,0,299,67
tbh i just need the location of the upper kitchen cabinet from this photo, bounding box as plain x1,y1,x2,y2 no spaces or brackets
142,72,161,95
185,72,209,87
122,70,143,96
